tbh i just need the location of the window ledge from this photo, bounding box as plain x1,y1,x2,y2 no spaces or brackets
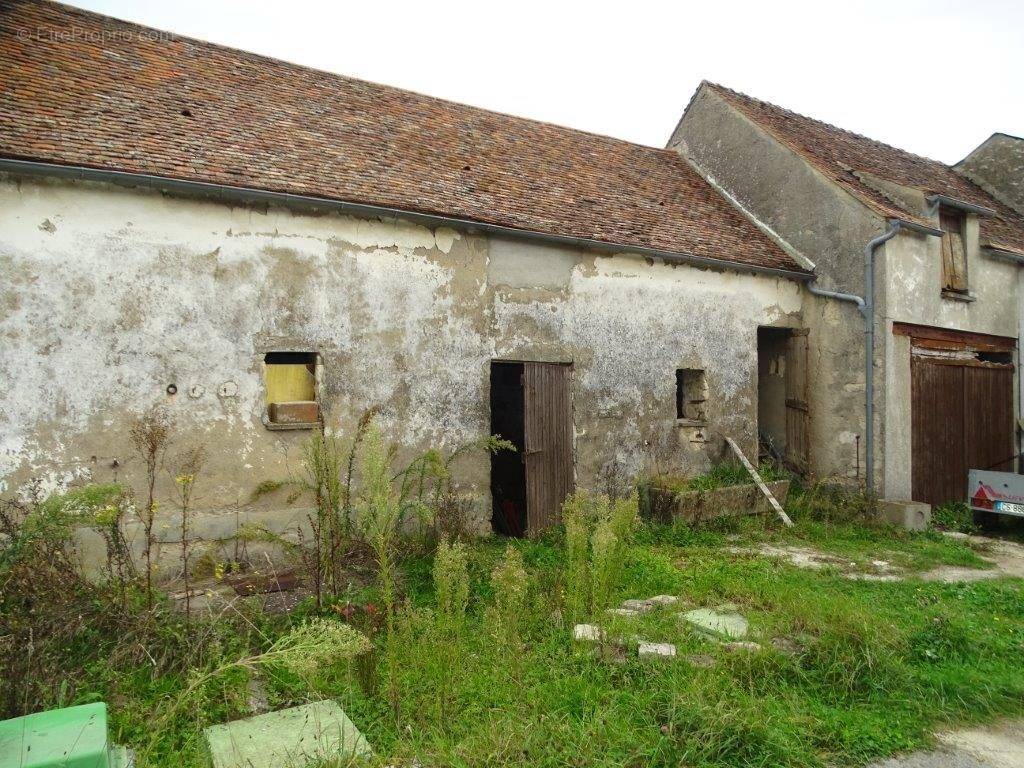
676,418,708,428
941,289,976,303
262,417,319,431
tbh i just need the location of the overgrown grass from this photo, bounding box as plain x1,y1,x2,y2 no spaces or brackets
6,490,1024,767
647,459,790,494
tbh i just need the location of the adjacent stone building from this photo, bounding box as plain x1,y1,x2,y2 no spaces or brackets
673,82,1024,506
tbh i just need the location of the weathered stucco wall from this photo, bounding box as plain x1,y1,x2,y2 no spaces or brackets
879,224,1020,498
672,87,883,483
0,172,801,552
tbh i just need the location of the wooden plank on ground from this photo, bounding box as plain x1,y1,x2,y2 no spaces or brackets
725,436,794,527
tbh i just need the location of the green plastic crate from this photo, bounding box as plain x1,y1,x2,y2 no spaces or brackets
0,702,128,768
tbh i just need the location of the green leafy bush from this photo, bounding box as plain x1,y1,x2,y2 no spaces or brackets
488,544,530,654
433,536,470,627
561,489,638,621
932,501,979,534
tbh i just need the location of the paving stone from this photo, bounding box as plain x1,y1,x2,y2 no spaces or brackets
621,599,655,613
684,653,718,668
203,700,371,768
646,595,681,607
606,607,640,618
620,595,681,613
721,640,761,652
681,606,749,640
770,636,804,656
638,641,677,659
573,623,602,642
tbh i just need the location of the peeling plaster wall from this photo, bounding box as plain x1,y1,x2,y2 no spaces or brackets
879,225,1020,498
0,173,801,555
673,87,883,483
674,89,1023,497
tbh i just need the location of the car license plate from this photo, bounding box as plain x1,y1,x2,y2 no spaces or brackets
995,501,1024,516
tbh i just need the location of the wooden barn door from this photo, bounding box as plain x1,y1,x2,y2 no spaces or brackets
911,359,967,507
523,362,574,536
965,365,1015,474
911,348,1015,507
784,329,810,471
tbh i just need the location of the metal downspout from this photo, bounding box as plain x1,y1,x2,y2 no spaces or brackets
806,219,901,498
863,221,903,497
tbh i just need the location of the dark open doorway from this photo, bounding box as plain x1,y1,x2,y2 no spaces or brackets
757,327,789,462
757,327,809,470
490,361,527,537
490,360,575,537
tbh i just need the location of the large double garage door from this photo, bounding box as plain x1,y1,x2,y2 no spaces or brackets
903,323,1016,508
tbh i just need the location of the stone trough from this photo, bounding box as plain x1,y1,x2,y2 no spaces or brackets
640,480,791,524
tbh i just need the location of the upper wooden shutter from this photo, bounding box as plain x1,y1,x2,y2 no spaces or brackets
939,208,967,292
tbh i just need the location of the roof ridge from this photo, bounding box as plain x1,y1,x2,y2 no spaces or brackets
702,80,952,171
32,0,668,154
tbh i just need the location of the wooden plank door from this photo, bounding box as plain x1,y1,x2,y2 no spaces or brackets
964,365,1015,473
911,359,966,507
523,362,574,535
784,330,810,471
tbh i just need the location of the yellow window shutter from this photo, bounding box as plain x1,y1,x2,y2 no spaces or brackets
265,363,316,404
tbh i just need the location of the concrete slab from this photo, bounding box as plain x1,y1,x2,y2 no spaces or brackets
203,700,370,768
638,642,676,659
879,499,931,532
721,640,761,652
645,595,681,607
681,606,749,640
684,653,717,668
605,608,640,618
573,623,602,642
620,595,680,613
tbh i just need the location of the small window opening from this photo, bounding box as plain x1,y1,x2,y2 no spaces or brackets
264,352,319,428
939,206,968,294
676,369,706,422
978,350,1013,366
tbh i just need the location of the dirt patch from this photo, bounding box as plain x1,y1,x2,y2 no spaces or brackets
729,534,1024,584
727,544,900,581
869,717,1024,768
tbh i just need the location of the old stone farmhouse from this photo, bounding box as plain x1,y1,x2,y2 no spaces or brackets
1,1,1022,543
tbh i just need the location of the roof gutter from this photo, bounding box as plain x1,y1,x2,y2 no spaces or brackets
986,246,1024,265
925,194,997,218
0,157,814,283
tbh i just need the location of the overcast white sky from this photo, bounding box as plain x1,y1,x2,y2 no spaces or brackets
69,0,1023,164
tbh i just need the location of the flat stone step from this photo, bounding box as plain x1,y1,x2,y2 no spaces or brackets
621,594,681,614
204,700,371,768
573,623,603,642
681,606,749,640
638,641,677,659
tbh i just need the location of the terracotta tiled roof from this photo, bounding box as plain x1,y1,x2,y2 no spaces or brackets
705,82,1024,257
0,2,806,275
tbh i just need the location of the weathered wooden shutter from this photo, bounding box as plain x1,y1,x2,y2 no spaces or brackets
523,362,574,536
940,208,967,292
784,330,810,471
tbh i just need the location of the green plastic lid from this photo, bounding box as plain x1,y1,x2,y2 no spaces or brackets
0,702,112,768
